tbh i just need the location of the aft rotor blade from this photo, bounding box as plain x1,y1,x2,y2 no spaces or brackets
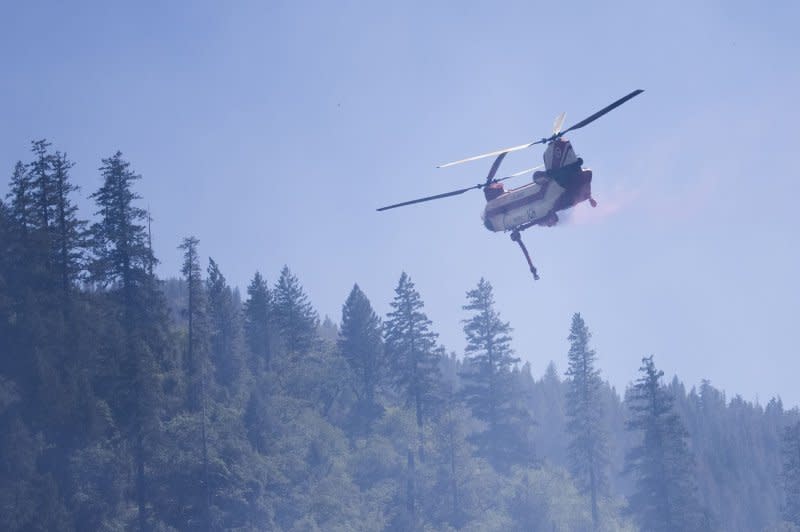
497,164,545,181
552,112,566,135
437,140,541,169
376,185,478,211
560,89,644,136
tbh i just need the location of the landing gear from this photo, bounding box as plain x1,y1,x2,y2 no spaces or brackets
510,230,539,281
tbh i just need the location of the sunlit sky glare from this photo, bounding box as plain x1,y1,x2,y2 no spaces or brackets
2,1,799,405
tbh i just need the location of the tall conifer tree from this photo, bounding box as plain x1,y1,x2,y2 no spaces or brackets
564,313,608,531
7,161,34,238
89,151,156,290
89,151,165,531
50,151,85,302
206,258,243,391
625,355,705,531
459,278,530,470
179,236,208,412
7,155,50,301
29,139,53,234
179,236,211,529
243,271,272,373
4,159,46,383
338,284,384,432
384,272,442,460
273,265,319,357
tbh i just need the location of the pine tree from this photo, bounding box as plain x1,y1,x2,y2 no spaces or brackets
384,272,442,461
89,151,165,531
564,313,608,530
49,151,86,303
29,139,54,234
783,421,800,527
625,355,706,532
6,158,50,300
10,142,85,308
243,271,272,373
273,265,319,357
459,278,530,471
3,145,90,501
3,160,44,383
8,141,72,298
179,236,208,411
178,236,211,530
89,151,156,290
7,161,34,238
206,258,244,391
39,148,89,498
338,284,384,433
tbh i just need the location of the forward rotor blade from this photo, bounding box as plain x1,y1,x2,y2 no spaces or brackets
377,164,545,212
485,152,508,183
376,185,478,211
437,140,540,169
560,89,644,136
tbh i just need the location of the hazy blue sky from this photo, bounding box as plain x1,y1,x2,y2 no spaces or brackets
2,1,799,405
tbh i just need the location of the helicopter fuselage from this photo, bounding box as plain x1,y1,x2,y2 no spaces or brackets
481,138,593,232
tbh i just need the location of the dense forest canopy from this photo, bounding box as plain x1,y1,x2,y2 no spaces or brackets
2,140,800,531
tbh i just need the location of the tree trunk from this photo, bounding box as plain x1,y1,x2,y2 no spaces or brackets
406,449,416,530
201,357,211,531
136,432,147,531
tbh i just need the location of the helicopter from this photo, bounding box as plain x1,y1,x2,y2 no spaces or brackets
377,89,644,280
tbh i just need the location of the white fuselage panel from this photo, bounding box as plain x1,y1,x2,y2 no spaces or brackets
482,179,565,232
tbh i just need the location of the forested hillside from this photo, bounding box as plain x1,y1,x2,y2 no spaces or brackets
2,140,800,531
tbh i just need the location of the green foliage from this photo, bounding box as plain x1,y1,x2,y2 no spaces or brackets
459,278,532,471
338,283,384,433
784,421,800,526
565,313,609,528
88,150,170,530
69,438,129,531
49,150,86,298
384,272,442,445
273,266,319,357
7,160,34,234
206,258,245,394
672,382,783,530
244,271,273,373
0,415,71,531
179,236,210,412
89,151,155,290
425,391,474,528
2,143,799,531
625,356,707,531
29,139,54,233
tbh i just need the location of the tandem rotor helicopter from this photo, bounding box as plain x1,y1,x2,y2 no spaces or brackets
377,89,644,280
